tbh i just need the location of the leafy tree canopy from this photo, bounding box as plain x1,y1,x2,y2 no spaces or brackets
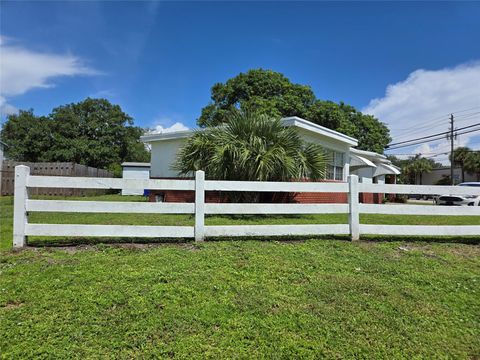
198,69,391,153
1,98,149,170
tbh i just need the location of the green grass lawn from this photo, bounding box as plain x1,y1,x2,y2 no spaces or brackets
1,194,480,249
1,195,480,358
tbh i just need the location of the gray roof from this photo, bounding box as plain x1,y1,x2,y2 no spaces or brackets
121,162,151,168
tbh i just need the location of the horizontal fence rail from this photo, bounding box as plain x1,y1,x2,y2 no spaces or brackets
204,225,351,237
25,224,194,238
360,225,480,236
359,183,480,196
12,165,480,248
359,203,480,216
26,200,195,214
205,180,348,193
27,175,195,191
205,203,349,214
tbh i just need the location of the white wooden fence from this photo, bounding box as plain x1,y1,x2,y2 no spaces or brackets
13,165,480,247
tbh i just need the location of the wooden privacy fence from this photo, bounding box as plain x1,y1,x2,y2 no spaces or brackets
13,165,480,248
1,161,112,196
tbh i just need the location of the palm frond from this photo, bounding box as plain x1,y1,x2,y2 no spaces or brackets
174,108,327,183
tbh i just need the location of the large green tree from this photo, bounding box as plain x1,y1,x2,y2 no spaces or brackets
175,108,326,199
198,69,391,153
0,110,52,162
1,98,149,170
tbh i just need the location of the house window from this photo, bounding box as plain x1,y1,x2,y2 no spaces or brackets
325,151,344,181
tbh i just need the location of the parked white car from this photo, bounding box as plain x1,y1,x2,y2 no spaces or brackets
435,182,480,206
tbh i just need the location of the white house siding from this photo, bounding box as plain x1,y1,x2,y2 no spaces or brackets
295,128,351,181
150,138,186,178
148,128,352,181
353,167,374,182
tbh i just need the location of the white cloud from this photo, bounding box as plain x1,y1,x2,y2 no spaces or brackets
0,96,18,117
151,122,189,134
0,36,98,115
363,62,480,164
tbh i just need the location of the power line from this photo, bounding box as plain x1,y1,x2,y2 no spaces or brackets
391,116,480,142
389,149,480,156
387,122,480,147
455,112,480,122
391,121,449,140
387,136,449,151
386,126,480,151
388,106,480,138
450,105,480,114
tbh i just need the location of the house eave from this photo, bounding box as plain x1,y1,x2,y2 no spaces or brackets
281,117,358,146
350,147,387,160
141,129,194,143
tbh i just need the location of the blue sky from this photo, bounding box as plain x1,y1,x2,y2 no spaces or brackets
1,1,480,160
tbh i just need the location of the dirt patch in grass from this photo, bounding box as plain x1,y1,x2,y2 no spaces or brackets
2,301,24,310
442,244,480,258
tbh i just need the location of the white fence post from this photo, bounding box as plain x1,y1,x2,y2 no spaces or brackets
195,170,205,241
13,165,30,248
348,175,360,241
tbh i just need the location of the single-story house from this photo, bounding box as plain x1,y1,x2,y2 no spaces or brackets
420,167,477,185
140,116,399,203
121,162,151,195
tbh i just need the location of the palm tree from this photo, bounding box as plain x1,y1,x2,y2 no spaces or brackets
449,147,471,183
402,155,433,184
174,109,327,201
464,152,480,181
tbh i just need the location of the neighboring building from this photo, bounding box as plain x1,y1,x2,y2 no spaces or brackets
421,167,477,185
121,162,151,195
140,116,399,203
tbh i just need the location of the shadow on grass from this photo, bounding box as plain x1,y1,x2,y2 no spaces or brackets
25,234,480,248
27,237,189,248
360,235,480,245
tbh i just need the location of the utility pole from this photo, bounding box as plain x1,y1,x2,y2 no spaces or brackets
449,114,455,185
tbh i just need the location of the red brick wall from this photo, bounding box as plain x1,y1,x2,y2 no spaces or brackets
360,192,373,204
148,177,381,204
292,191,347,203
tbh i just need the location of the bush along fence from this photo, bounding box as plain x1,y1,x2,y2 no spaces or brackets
13,165,480,247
